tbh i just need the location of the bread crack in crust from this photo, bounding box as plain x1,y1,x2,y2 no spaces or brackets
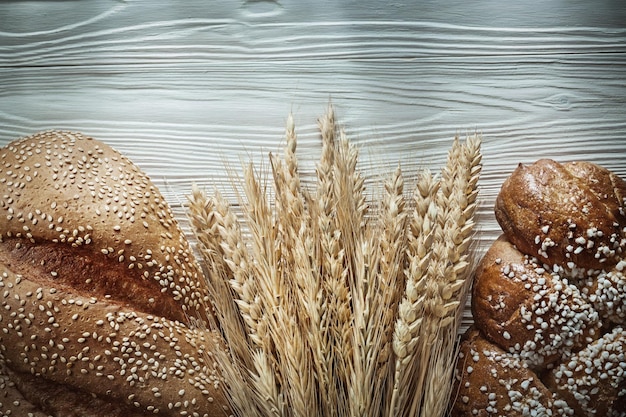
452,159,626,417
0,131,230,417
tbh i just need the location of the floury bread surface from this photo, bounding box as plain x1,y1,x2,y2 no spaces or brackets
0,131,230,416
452,159,626,417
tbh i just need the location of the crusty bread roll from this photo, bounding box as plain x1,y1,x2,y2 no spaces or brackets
0,131,230,416
472,235,600,368
495,159,626,274
545,326,626,416
452,159,626,417
450,327,569,417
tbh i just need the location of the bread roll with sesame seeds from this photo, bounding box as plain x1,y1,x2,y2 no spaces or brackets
6,365,148,417
472,235,601,368
495,159,626,274
0,131,230,416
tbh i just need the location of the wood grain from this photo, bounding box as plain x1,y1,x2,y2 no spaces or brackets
1,0,625,332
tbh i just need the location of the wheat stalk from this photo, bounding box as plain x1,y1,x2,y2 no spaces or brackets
314,107,352,416
187,107,482,417
364,164,408,416
418,134,482,417
187,186,251,366
389,168,440,417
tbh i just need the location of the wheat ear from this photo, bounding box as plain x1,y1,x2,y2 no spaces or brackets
312,106,352,416
269,115,319,417
187,187,265,416
187,186,251,366
187,108,482,417
364,164,408,417
329,131,372,417
389,169,440,417
419,134,482,417
210,185,284,415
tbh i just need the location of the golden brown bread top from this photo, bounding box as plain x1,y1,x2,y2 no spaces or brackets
0,131,210,323
578,266,626,325
545,326,626,416
495,159,626,273
0,263,228,416
0,131,230,416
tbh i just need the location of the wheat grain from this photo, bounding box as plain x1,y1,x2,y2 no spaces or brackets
187,186,252,366
418,134,482,417
389,168,440,417
188,108,482,417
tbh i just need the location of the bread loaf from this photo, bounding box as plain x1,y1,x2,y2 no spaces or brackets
452,159,626,416
0,131,230,416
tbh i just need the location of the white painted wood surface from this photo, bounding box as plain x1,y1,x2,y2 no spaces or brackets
1,0,626,329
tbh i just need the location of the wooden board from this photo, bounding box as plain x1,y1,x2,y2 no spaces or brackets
1,0,626,330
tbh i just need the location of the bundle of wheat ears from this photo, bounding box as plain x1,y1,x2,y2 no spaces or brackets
187,106,482,417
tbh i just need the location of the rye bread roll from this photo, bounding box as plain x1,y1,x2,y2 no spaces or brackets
545,326,626,416
0,131,230,416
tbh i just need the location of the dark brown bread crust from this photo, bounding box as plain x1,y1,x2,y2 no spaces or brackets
0,238,185,322
544,326,626,417
1,360,52,417
8,367,150,417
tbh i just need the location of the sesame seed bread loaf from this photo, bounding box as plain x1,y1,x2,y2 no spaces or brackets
0,132,230,416
452,159,626,416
